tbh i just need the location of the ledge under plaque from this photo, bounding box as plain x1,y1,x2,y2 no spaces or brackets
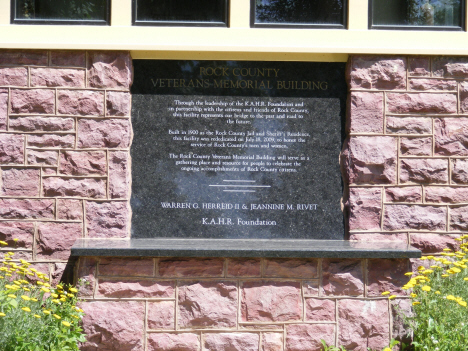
71,239,421,259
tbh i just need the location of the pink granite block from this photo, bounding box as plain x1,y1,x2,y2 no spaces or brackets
148,333,200,351
348,92,384,133
383,205,446,231
400,159,448,184
147,301,175,330
159,258,224,277
409,79,457,91
98,257,154,277
425,187,468,203
107,91,131,116
1,168,40,196
264,258,318,278
401,137,432,156
10,116,74,132
433,57,468,78
227,258,261,277
0,89,7,130
435,118,468,156
322,259,364,296
36,222,82,260
305,298,336,321
57,199,83,220
109,151,130,199
30,68,85,88
0,50,48,66
262,333,283,351
408,56,431,77
88,51,133,89
0,67,28,86
410,233,460,253
59,150,107,176
387,93,457,114
97,279,174,298
78,118,131,148
76,257,97,297
58,90,104,116
0,199,54,219
10,89,55,114
349,56,406,90
348,187,382,231
386,116,432,134
286,324,335,351
43,177,106,198
367,259,409,296
0,221,34,248
204,333,259,351
50,51,86,67
86,201,130,238
386,186,421,203
450,206,468,231
27,134,75,148
0,134,24,164
452,159,468,184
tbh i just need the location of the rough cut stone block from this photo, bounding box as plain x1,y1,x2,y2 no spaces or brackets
50,51,86,67
286,324,335,351
148,333,200,351
242,281,301,322
349,233,408,243
0,134,24,164
386,116,432,134
88,51,133,89
349,92,383,133
367,259,409,296
321,259,364,296
0,67,28,86
409,79,457,91
57,198,83,220
338,299,389,350
204,333,259,351
386,186,421,203
86,201,129,238
391,299,413,345
43,167,57,175
58,90,104,116
159,258,224,277
227,258,261,277
349,56,406,90
460,83,468,113
99,257,154,277
27,134,75,148
408,56,431,77
43,177,106,198
78,119,131,148
425,186,468,203
30,68,85,88
435,118,468,156
264,258,318,278
97,279,174,298
302,280,319,296
147,301,175,330
51,262,68,285
410,233,460,253
342,136,397,184
76,257,97,297
400,159,448,183
452,159,468,184
348,187,382,231
1,168,40,196
386,93,457,114
0,221,34,248
109,151,130,198
305,298,335,321
178,281,237,328
450,206,468,231
263,333,283,351
10,89,55,114
0,199,54,219
0,50,47,66
27,150,58,166
240,324,283,331
107,91,131,116
36,222,82,260
433,57,468,78
81,301,144,351
10,116,74,132
0,89,7,130
401,137,432,156
59,151,106,176
383,205,446,231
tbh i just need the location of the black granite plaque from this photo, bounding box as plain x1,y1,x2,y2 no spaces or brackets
131,60,346,239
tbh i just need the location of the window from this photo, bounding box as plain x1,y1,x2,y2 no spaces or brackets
370,0,464,30
11,0,109,24
133,0,228,26
251,0,347,28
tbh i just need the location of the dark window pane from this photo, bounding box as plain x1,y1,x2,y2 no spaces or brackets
135,0,227,23
254,0,345,25
372,0,462,27
14,0,107,21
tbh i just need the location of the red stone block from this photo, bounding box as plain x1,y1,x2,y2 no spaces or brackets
264,258,318,278
147,301,175,330
338,299,389,350
204,333,259,351
349,92,384,133
400,137,432,156
10,116,74,132
400,159,448,183
1,168,40,196
58,90,104,116
305,298,336,321
435,118,468,156
88,51,133,89
107,91,131,116
76,257,97,297
78,118,131,148
409,79,457,91
367,259,409,296
348,187,382,231
148,333,200,351
159,258,224,277
26,150,58,166
425,186,468,203
432,57,468,78
408,56,431,77
97,279,174,298
10,89,55,114
391,299,413,345
386,116,432,135
450,206,468,231
30,68,85,88
0,221,34,248
286,324,335,351
385,186,421,203
81,301,144,351
0,67,28,86
50,51,86,67
348,56,406,90
0,134,24,164
0,89,7,130
51,262,68,285
0,50,48,66
227,258,261,277
241,281,301,322
59,150,106,176
43,177,106,198
0,199,54,219
342,136,397,184
302,280,319,296
383,205,446,231
410,233,460,253
350,233,407,242
109,151,130,199
86,201,130,238
322,259,364,296
178,281,237,328
27,134,75,148
262,333,283,351
386,93,457,114
460,82,468,113
57,198,83,220
452,159,468,184
36,222,82,260
98,257,154,277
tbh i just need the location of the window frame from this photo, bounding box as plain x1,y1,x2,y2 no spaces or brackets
10,0,111,25
368,0,466,31
132,0,229,27
250,0,348,29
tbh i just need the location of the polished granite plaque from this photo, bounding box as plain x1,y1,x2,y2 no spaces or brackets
131,60,346,239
